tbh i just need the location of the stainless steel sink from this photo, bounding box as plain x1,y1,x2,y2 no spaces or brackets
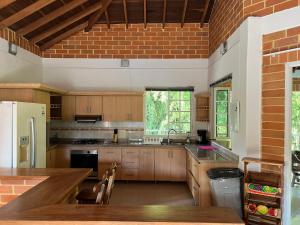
160,139,186,146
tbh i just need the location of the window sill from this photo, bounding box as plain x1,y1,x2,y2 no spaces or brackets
213,139,232,151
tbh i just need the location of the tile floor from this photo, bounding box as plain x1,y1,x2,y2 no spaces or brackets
80,180,195,206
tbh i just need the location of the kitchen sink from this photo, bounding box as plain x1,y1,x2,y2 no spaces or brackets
160,139,186,146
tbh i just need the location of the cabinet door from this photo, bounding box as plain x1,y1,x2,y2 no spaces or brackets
154,149,170,181
62,96,75,121
55,148,70,168
75,96,89,115
102,96,117,121
98,147,122,180
130,95,143,121
122,148,139,169
116,96,131,121
89,96,102,115
139,148,154,180
46,151,51,168
170,148,186,181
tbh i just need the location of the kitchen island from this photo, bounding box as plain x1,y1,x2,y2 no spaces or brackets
0,168,244,225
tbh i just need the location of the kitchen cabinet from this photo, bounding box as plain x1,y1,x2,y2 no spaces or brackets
75,96,102,115
195,93,210,122
187,171,200,206
155,147,186,181
46,148,56,168
98,147,122,180
139,148,154,180
62,96,75,121
103,95,143,122
121,148,139,180
55,147,71,168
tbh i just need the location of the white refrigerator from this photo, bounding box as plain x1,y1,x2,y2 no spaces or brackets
0,101,46,168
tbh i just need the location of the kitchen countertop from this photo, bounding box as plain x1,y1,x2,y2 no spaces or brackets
0,168,244,225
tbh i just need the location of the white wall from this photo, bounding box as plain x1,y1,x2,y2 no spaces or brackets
43,58,209,135
0,38,43,82
208,17,262,164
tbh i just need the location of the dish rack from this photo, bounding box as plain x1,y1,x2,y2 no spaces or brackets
242,158,284,225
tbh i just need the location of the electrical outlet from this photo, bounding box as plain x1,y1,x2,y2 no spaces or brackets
20,136,29,145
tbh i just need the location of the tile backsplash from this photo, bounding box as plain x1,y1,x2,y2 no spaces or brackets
50,121,144,140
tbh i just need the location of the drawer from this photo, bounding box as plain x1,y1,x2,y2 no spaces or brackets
122,148,140,159
190,156,199,184
121,168,138,180
122,160,139,169
191,176,200,206
99,148,122,163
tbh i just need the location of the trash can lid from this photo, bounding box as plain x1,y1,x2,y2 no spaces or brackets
207,168,243,179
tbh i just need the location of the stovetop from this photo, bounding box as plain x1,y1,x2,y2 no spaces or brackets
72,139,104,145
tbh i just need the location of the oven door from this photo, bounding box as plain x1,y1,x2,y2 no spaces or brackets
70,150,98,178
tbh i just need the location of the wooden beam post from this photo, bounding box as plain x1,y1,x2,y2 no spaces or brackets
144,0,147,29
85,0,112,32
123,0,128,29
17,0,88,36
105,10,110,30
181,0,188,28
0,0,56,29
201,0,211,27
40,21,88,50
162,0,167,29
0,0,16,10
30,3,103,44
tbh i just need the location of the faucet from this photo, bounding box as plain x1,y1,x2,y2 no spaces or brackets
167,129,177,144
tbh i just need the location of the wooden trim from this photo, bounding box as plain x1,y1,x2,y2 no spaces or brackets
40,21,88,50
123,0,128,29
31,3,103,44
242,157,284,167
162,0,167,29
194,92,210,97
201,0,210,27
0,0,56,29
66,91,144,96
144,0,147,29
105,10,110,29
17,0,88,36
0,0,15,10
85,0,112,32
0,83,66,94
181,0,188,28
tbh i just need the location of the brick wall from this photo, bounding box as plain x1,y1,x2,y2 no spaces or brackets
0,177,45,207
262,25,300,171
42,23,209,59
209,0,300,54
0,28,41,56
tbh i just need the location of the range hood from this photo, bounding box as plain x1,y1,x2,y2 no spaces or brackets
74,115,102,123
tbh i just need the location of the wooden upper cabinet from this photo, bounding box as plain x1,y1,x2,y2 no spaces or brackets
131,95,144,122
102,96,117,121
103,95,143,122
75,96,102,115
62,96,75,121
195,93,210,122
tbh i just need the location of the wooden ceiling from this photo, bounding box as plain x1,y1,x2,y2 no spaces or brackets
0,0,215,50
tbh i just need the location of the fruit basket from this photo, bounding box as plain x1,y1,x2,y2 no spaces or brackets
246,183,281,197
247,203,281,219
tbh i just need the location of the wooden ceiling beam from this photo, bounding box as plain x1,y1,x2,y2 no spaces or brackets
0,0,56,29
181,0,188,28
123,0,128,29
144,0,147,29
0,0,16,10
162,0,167,29
40,21,88,50
17,0,88,36
105,10,110,29
201,0,211,27
30,2,103,44
85,0,112,32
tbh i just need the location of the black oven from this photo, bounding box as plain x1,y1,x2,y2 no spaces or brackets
70,150,98,178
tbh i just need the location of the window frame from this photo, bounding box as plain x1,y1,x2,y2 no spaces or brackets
213,87,231,139
144,90,192,136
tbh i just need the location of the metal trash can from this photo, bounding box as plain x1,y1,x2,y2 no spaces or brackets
207,168,243,218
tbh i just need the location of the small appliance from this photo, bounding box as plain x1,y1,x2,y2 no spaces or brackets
197,129,208,145
112,129,118,143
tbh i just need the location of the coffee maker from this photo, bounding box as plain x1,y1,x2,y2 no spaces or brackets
197,129,208,145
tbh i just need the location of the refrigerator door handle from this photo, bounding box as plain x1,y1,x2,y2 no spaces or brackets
30,117,36,168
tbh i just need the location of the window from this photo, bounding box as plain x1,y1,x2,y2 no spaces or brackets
145,90,191,135
214,88,230,138
292,91,300,150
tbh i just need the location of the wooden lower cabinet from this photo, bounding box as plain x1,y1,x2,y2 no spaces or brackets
98,147,122,180
155,148,186,182
55,147,71,168
139,148,154,180
121,148,139,180
187,171,200,206
46,148,56,168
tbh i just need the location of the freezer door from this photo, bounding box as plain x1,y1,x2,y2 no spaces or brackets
14,102,46,168
0,102,13,167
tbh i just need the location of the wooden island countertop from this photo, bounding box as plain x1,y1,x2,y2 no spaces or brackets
0,168,244,225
